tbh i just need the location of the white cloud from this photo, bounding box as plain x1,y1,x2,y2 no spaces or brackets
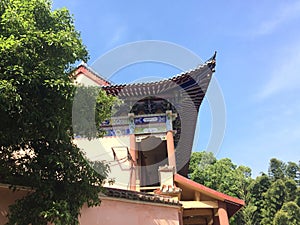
258,44,300,99
107,26,127,47
249,1,300,36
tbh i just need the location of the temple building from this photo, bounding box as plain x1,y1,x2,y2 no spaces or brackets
0,54,244,225
73,53,245,225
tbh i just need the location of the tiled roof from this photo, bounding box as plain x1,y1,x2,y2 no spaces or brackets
174,174,245,205
174,174,245,217
104,187,181,206
101,54,216,111
154,185,182,195
74,61,112,86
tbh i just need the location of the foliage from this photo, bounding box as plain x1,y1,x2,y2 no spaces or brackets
189,152,253,224
268,158,286,180
273,202,300,225
247,173,271,224
189,152,300,225
261,179,286,225
189,152,252,198
0,0,116,224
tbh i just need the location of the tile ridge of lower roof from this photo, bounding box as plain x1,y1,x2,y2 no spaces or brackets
104,187,182,206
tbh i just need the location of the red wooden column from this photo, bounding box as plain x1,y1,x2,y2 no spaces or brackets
128,113,136,191
166,111,176,171
166,131,176,170
218,201,229,225
129,133,136,191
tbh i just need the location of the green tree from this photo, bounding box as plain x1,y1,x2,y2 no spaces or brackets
189,154,300,225
268,158,286,180
251,159,300,225
191,156,249,198
285,161,300,185
0,0,115,224
188,151,216,172
273,202,300,225
189,152,253,225
296,187,300,207
188,151,216,183
285,162,298,179
241,203,258,225
284,179,297,202
261,179,286,225
247,173,271,224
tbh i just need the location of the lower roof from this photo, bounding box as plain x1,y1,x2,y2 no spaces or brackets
174,174,245,217
0,183,181,207
103,187,181,207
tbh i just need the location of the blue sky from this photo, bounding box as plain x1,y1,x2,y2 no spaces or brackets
52,0,300,176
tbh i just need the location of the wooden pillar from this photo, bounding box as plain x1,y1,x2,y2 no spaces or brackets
128,113,136,191
213,216,220,225
218,201,229,225
166,110,176,171
129,134,136,191
213,209,220,225
166,130,176,170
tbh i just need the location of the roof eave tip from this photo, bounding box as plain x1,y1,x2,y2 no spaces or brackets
213,51,217,59
207,51,217,72
78,60,87,67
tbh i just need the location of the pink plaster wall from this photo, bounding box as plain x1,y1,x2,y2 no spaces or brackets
79,198,180,225
0,186,30,225
0,186,180,225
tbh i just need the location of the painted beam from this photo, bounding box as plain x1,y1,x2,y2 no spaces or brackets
183,208,213,217
181,200,218,209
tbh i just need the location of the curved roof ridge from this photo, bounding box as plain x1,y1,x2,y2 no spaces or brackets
102,52,216,88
